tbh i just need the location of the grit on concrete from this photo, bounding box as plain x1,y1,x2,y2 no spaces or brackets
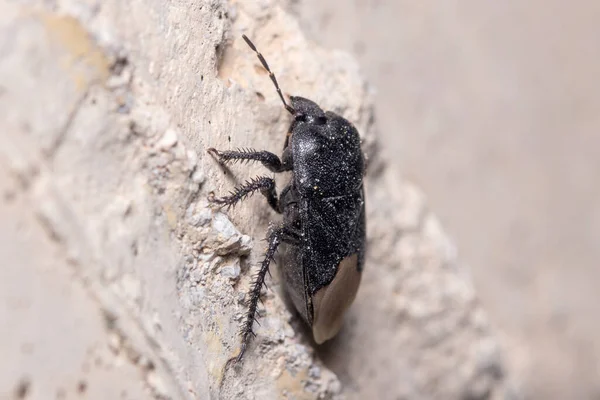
285,0,600,399
2,0,515,399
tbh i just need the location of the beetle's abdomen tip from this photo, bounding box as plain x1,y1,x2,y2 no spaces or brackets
311,253,362,344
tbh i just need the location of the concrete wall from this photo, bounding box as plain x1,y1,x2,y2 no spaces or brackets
1,1,506,399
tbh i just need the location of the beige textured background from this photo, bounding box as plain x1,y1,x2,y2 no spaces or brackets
286,1,600,399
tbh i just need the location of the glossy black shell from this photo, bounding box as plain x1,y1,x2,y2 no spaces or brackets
279,96,366,325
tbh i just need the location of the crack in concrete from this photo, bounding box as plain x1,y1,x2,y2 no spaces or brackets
43,89,90,161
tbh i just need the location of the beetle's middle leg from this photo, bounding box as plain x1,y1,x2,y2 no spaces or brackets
208,147,291,172
237,224,301,363
210,176,281,213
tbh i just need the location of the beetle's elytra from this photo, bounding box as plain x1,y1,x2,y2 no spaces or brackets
208,35,366,362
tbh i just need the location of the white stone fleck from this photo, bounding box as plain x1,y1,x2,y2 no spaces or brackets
156,128,178,149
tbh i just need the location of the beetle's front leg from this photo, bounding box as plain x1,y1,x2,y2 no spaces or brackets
207,147,292,172
236,224,301,363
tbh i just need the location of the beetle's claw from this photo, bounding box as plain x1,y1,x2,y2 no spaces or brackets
235,344,246,364
207,192,232,210
207,147,229,165
207,192,221,207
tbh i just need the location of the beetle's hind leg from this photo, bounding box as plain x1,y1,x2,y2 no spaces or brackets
208,147,291,173
209,176,281,212
237,224,301,363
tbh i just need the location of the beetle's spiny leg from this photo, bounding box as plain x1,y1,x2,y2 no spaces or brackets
236,226,284,363
209,176,277,211
207,147,289,173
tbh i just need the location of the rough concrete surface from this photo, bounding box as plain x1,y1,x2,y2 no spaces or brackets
1,1,506,399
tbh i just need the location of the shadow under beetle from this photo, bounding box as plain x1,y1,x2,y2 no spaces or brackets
208,35,366,362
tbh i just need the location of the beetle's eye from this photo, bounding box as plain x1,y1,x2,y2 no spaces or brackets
295,114,307,122
315,116,327,125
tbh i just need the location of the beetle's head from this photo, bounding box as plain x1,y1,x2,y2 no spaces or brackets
290,96,327,125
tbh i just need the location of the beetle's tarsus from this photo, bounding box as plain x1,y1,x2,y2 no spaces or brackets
207,147,222,162
235,343,247,364
207,192,227,210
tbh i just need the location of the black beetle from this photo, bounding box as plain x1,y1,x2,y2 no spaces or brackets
208,35,366,362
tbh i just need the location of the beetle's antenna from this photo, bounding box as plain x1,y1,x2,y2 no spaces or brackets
242,34,295,115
